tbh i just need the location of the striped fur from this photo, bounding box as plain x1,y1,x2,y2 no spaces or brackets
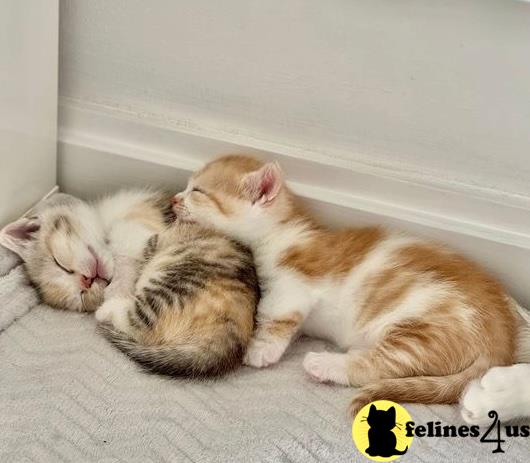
99,223,259,378
171,154,520,416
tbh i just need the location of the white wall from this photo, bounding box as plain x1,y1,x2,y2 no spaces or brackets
58,0,530,305
60,0,530,200
0,0,58,224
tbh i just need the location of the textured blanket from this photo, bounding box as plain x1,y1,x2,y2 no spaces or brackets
0,246,528,462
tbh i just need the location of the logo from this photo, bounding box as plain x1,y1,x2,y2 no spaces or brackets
352,400,413,461
353,403,530,459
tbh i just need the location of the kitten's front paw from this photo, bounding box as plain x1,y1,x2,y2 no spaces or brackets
461,364,530,424
303,352,349,385
95,297,132,332
244,338,287,368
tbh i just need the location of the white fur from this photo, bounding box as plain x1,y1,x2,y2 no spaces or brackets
461,363,530,424
0,190,166,313
244,335,292,368
91,190,163,306
252,232,461,360
97,189,158,258
0,195,114,311
303,351,350,385
95,296,134,332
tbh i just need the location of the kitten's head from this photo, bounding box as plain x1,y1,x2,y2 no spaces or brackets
172,155,302,242
0,194,113,312
367,404,396,431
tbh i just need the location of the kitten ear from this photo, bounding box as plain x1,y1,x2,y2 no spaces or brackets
388,406,396,420
242,162,283,206
369,404,377,414
0,217,41,260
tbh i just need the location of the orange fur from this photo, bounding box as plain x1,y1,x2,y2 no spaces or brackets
184,154,518,414
124,193,173,231
262,312,303,338
281,228,385,277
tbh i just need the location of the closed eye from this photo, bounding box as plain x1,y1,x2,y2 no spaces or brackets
191,187,206,195
53,257,74,274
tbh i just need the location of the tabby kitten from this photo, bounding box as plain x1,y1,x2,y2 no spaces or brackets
169,154,524,416
96,222,259,378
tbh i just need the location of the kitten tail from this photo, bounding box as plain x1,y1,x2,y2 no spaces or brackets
350,356,490,416
98,321,246,379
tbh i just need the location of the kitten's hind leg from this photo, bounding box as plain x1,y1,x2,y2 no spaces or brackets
326,321,478,416
461,364,530,424
303,350,362,385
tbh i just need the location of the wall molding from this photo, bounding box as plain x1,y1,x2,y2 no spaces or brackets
59,96,530,251
58,96,530,304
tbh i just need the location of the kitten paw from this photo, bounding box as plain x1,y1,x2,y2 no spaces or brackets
461,364,530,424
243,338,287,368
303,352,349,385
95,297,133,332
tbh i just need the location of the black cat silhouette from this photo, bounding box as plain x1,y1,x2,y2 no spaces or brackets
365,404,408,457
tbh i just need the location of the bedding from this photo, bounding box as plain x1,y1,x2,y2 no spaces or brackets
0,246,528,462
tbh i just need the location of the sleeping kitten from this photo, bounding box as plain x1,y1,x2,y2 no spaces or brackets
0,189,258,377
170,154,523,416
97,222,259,377
0,190,172,312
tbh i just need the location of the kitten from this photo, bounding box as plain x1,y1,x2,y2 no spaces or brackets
0,190,172,312
1,189,258,378
365,404,407,457
170,154,524,416
97,222,259,377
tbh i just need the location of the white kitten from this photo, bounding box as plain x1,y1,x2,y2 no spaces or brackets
0,190,172,312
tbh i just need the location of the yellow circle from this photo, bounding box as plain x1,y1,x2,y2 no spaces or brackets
352,400,414,461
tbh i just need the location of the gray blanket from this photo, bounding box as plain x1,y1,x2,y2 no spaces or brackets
0,246,528,462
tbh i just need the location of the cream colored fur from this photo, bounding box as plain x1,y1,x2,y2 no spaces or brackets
0,190,169,312
174,154,519,417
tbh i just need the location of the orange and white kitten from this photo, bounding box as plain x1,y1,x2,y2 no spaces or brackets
171,154,519,416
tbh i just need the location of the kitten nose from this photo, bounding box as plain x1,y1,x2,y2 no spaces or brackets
171,195,183,206
80,274,94,290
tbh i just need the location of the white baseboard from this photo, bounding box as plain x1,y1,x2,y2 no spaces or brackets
58,96,530,305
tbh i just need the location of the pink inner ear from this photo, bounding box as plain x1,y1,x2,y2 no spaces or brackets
8,223,40,240
243,162,283,204
0,218,40,258
257,163,282,204
260,170,276,197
